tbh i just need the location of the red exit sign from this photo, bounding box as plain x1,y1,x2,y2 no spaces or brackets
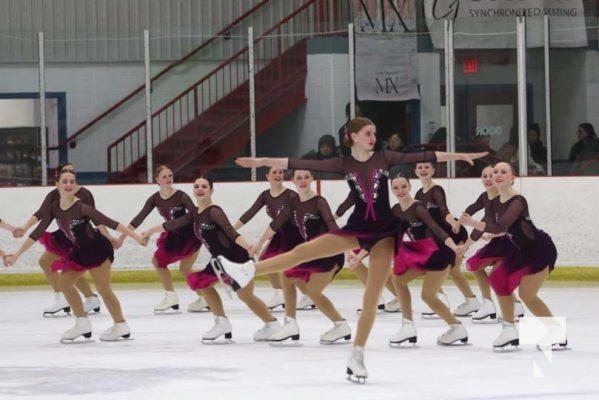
462,58,479,74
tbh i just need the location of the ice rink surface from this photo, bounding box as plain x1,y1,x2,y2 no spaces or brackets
1,282,598,400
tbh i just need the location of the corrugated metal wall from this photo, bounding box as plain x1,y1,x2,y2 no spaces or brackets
0,0,310,62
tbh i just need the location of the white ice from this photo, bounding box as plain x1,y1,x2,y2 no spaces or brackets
1,282,598,400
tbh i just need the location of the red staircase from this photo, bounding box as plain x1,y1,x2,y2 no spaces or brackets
107,0,339,183
112,40,307,183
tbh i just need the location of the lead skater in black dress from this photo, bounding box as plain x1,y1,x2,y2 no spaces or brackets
216,117,487,382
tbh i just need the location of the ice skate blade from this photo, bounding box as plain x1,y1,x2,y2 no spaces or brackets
42,311,71,319
389,337,417,348
346,369,367,384
268,340,303,347
493,344,521,352
43,309,71,318
60,332,93,344
187,307,210,313
85,307,101,315
356,304,385,314
421,313,441,320
437,337,469,346
537,341,569,351
267,303,285,311
454,310,478,317
472,314,499,324
297,305,316,310
153,308,182,315
320,335,352,345
202,338,235,345
100,334,133,342
60,338,94,344
383,308,401,313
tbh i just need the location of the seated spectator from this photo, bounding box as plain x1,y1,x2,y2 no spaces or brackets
383,132,407,152
569,123,599,175
301,134,340,160
301,134,342,180
497,125,545,175
527,123,547,167
569,123,599,173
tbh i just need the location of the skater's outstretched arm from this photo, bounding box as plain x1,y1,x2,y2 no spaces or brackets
235,157,289,169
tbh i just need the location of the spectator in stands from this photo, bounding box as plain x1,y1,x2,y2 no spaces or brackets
301,134,340,160
527,123,547,168
569,123,599,175
302,134,342,180
383,132,406,152
338,102,363,157
429,127,447,148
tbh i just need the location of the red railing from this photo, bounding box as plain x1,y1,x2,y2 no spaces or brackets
107,0,348,177
48,0,272,151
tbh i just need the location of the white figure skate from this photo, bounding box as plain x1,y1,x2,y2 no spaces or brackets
154,291,180,314
100,322,131,341
320,320,351,344
60,316,92,344
389,319,417,347
437,324,468,345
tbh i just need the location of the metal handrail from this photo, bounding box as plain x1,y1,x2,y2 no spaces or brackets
48,0,272,151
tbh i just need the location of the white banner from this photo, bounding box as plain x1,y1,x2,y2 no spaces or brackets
354,0,420,101
424,0,587,49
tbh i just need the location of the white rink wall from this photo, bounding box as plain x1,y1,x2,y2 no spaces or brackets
0,176,597,274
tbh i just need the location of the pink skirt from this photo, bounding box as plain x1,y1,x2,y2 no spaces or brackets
39,230,72,257
154,226,202,268
393,238,453,276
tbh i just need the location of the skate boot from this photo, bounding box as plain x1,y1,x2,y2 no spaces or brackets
187,296,210,313
384,297,401,313
453,297,481,317
320,320,351,344
515,300,525,319
537,322,568,351
493,321,519,350
100,322,131,341
83,295,101,314
422,292,450,319
253,320,282,342
346,346,368,383
471,298,497,323
43,292,71,317
357,297,385,313
60,316,92,343
213,256,255,291
437,323,468,345
154,291,179,313
266,289,285,311
268,317,300,346
389,319,417,347
202,316,233,343
296,294,316,310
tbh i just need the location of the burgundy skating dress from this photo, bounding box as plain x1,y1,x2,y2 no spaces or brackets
162,205,251,290
392,202,454,276
465,192,513,272
471,195,557,295
238,189,301,259
30,201,120,272
415,185,468,247
129,190,202,268
289,151,436,252
35,187,95,257
270,195,344,282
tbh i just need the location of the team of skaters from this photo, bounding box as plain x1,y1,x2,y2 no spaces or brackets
0,117,566,384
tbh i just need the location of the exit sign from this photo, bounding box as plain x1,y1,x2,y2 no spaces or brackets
462,58,479,74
